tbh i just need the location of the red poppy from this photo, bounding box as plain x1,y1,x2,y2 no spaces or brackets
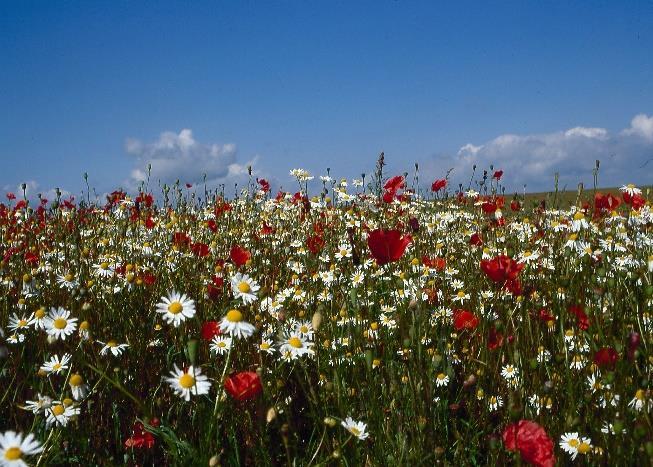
224,371,263,402
502,420,555,467
206,219,218,232
306,234,325,255
593,347,618,370
469,232,483,246
431,179,447,192
190,242,210,258
510,200,521,212
569,304,589,331
207,275,224,301
6,192,16,201
230,245,251,267
453,309,479,331
185,183,193,188
480,255,524,295
422,255,446,271
257,178,271,193
488,326,504,350
384,175,405,192
367,229,412,266
124,419,159,449
201,321,222,341
594,192,620,212
492,170,504,180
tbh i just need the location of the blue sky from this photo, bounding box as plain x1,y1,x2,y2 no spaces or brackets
1,1,652,199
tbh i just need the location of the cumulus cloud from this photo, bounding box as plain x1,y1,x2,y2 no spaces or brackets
422,113,653,192
125,129,258,191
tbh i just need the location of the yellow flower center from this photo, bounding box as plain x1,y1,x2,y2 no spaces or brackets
35,308,46,319
635,389,646,400
569,438,579,448
69,374,83,386
300,325,309,333
168,302,183,314
100,262,109,270
49,317,67,331
106,340,117,348
18,319,28,327
573,211,585,220
237,282,251,293
457,291,466,298
4,447,22,461
340,249,348,257
179,373,195,389
226,309,243,322
64,273,74,282
437,373,446,380
523,251,532,257
578,442,591,454
288,337,303,348
349,427,361,437
53,363,62,371
52,404,65,416
260,342,271,350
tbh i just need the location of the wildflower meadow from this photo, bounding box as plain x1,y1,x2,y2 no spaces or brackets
1,157,653,466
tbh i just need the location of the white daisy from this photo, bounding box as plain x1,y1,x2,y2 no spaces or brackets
164,364,212,401
68,374,90,401
230,273,260,305
155,291,196,327
97,340,129,357
219,309,256,339
22,394,53,414
340,417,369,440
0,430,43,466
40,353,72,375
559,432,592,460
435,373,450,387
45,402,80,428
278,332,314,360
7,314,34,333
43,307,78,341
209,336,232,355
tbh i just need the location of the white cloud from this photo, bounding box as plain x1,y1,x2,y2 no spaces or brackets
622,113,653,142
125,129,254,191
423,113,653,192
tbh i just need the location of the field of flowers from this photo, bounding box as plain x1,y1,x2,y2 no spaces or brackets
1,159,653,466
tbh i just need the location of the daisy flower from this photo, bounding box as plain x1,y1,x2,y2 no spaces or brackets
23,394,53,414
340,417,369,440
620,184,642,196
278,332,314,360
43,307,78,341
559,432,592,460
164,364,212,401
40,353,72,375
230,273,260,305
45,402,80,428
68,374,90,401
219,309,256,339
501,364,519,380
0,430,43,466
435,373,450,387
7,314,34,333
209,336,232,355
97,340,129,357
56,273,78,290
155,291,196,327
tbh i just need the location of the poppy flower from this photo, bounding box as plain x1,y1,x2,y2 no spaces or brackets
306,234,325,255
453,309,479,331
224,371,263,402
201,321,222,341
207,275,224,301
469,232,483,246
367,229,412,266
488,326,504,350
384,175,405,193
594,192,620,212
510,200,521,212
230,245,251,267
257,178,271,193
593,347,618,370
124,420,159,449
431,178,447,192
206,219,218,232
502,420,555,467
492,170,504,180
569,304,589,331
480,255,524,295
190,242,210,258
